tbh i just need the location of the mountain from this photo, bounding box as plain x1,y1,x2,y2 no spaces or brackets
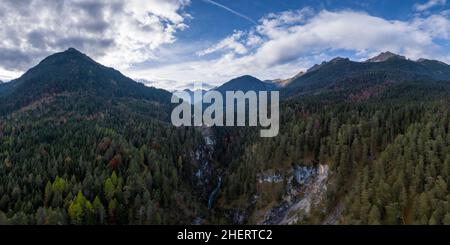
215,75,277,93
173,75,277,106
213,53,450,226
415,58,450,81
1,48,450,226
366,51,406,62
177,89,207,104
285,52,450,95
270,71,305,87
0,49,211,225
0,48,170,113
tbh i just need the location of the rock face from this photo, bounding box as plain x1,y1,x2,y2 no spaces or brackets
279,165,329,225
366,51,406,62
293,165,315,185
257,172,284,184
260,164,329,225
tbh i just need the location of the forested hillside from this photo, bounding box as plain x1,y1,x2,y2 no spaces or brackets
0,49,449,225
213,80,450,225
0,49,210,224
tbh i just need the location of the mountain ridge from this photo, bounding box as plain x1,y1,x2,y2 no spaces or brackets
285,52,450,96
0,48,171,114
366,51,406,62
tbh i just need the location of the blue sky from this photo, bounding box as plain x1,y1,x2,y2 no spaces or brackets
0,0,449,89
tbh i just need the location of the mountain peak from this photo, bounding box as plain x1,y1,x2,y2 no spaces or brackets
36,47,97,69
59,47,88,58
366,51,406,62
216,75,276,92
330,57,349,63
235,75,259,81
221,75,262,87
66,47,81,53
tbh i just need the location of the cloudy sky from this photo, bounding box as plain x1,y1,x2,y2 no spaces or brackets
0,0,449,89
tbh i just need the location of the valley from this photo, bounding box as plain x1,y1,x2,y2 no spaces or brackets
0,48,449,225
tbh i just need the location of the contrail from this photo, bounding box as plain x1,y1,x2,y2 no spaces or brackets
202,0,257,24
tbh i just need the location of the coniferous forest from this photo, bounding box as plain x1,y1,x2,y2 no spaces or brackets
0,48,449,225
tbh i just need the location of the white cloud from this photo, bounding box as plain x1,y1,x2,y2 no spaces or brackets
0,0,190,75
251,10,441,67
0,67,22,82
245,32,263,47
131,8,450,89
128,50,314,90
414,0,447,12
413,14,450,39
197,31,248,56
3,3,450,90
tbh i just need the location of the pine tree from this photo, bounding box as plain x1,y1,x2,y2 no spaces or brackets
68,201,83,225
93,196,105,224
104,178,115,201
368,205,381,225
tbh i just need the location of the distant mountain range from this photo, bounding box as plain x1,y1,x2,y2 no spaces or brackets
2,48,450,110
176,51,450,100
179,75,277,104
2,49,450,109
283,52,450,96
179,89,208,104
